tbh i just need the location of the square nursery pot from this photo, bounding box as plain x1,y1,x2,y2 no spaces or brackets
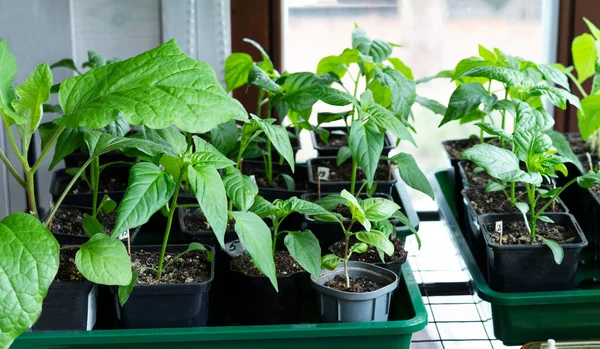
111,245,215,329
50,165,131,206
307,157,398,195
32,281,97,331
241,160,309,201
479,213,587,293
310,125,394,157
311,261,399,323
458,160,496,189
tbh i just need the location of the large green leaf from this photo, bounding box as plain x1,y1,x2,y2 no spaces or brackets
513,100,554,133
545,130,582,173
243,38,275,76
452,57,495,80
415,95,447,115
248,65,280,93
275,196,334,218
306,85,358,107
282,72,335,111
191,136,236,169
154,127,188,154
0,213,59,348
56,39,247,133
388,57,414,80
224,52,253,91
351,27,392,63
527,85,581,110
249,195,279,218
440,83,489,126
0,39,23,125
458,66,524,87
284,230,321,278
76,233,132,286
316,48,361,78
84,130,173,158
539,236,564,265
348,120,384,188
210,119,238,156
230,211,277,290
48,126,85,170
356,230,394,256
578,94,600,140
584,17,600,40
513,130,553,162
361,90,415,146
537,64,570,90
360,197,400,221
223,169,258,211
572,33,597,83
111,163,176,238
187,165,228,247
577,171,600,188
12,63,52,147
461,144,542,186
373,68,415,118
390,152,434,199
341,190,371,231
251,116,295,171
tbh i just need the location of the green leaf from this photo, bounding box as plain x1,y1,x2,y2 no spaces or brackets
275,196,335,217
315,194,347,212
373,219,394,238
0,213,59,348
452,58,494,80
118,271,137,306
341,189,371,231
49,58,80,73
352,27,392,63
56,40,247,133
0,39,24,125
321,254,341,270
165,242,213,269
280,173,296,191
478,45,497,62
284,230,322,278
577,170,600,188
350,242,369,255
537,215,555,224
390,152,435,199
361,90,415,146
337,146,352,166
361,197,400,221
248,65,280,92
388,57,414,80
191,136,236,169
12,63,53,145
537,64,570,90
578,94,600,140
243,38,275,75
572,33,597,82
539,236,564,264
373,67,415,118
349,120,384,188
528,85,581,110
211,119,238,156
485,181,506,192
459,66,524,86
545,130,583,173
440,83,489,126
83,214,105,237
223,169,258,211
83,50,107,69
515,202,530,232
249,195,279,218
160,154,183,180
111,163,176,238
306,85,358,106
224,52,254,91
251,116,295,171
317,111,351,125
317,48,361,78
356,230,394,256
230,211,278,291
584,17,600,40
188,165,228,247
102,115,130,137
475,122,513,141
155,127,188,155
98,194,117,215
48,126,85,170
461,144,542,186
415,95,447,115
76,233,132,286
513,100,554,133
84,130,172,159
513,130,553,162
282,72,333,111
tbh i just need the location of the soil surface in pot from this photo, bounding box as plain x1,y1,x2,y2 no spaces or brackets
485,220,579,245
462,161,495,187
132,248,211,284
464,188,566,215
564,132,592,154
182,208,236,232
242,166,302,190
325,274,382,293
60,174,128,195
50,207,116,237
311,159,393,182
443,138,504,160
231,251,303,277
330,237,407,264
316,132,348,148
55,249,85,282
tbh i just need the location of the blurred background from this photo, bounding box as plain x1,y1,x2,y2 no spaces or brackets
0,0,593,215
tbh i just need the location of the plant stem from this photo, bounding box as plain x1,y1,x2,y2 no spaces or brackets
98,161,136,172
265,98,273,184
25,169,38,218
44,157,94,227
2,118,27,168
510,182,516,205
31,125,66,172
566,71,588,97
500,87,508,147
256,89,265,118
272,219,280,255
0,147,25,187
350,157,358,195
526,184,537,244
343,234,350,288
91,157,100,217
535,177,578,218
156,173,183,280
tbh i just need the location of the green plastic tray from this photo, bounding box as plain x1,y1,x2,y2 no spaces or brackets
12,264,427,349
432,170,600,346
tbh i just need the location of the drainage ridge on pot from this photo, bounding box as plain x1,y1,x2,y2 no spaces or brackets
111,244,215,329
311,261,399,323
32,281,97,332
478,213,588,293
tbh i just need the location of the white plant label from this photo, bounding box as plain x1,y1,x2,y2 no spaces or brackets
317,167,330,181
225,239,247,258
117,229,130,240
249,175,257,184
495,221,503,235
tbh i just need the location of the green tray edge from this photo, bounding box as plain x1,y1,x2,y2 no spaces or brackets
393,177,421,236
431,169,600,306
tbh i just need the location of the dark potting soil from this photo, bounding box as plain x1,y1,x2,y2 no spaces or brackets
485,220,579,245
182,208,236,232
62,174,128,195
311,159,393,182
325,274,382,293
55,249,85,282
50,207,116,237
464,188,565,216
443,138,504,160
316,132,348,148
330,237,408,264
231,251,304,277
462,161,495,187
564,132,592,154
132,249,211,285
242,166,300,190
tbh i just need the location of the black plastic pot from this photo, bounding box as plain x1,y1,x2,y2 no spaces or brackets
310,126,394,157
50,165,131,206
241,160,308,201
479,213,588,293
178,207,239,244
311,261,398,322
112,245,214,328
306,157,397,194
63,150,132,169
32,281,97,331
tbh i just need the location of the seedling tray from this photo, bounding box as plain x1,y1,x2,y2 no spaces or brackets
432,169,600,346
12,264,426,349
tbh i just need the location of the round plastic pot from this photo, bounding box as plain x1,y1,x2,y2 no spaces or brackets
111,245,215,329
311,261,398,323
310,126,394,157
479,213,588,293
306,157,397,195
32,281,97,331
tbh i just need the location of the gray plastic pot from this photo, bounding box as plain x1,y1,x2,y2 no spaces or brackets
311,261,398,323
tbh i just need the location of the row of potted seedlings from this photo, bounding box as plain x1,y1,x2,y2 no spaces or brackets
0,27,433,347
433,18,600,295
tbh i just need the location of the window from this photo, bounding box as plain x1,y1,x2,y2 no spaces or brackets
283,0,558,210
